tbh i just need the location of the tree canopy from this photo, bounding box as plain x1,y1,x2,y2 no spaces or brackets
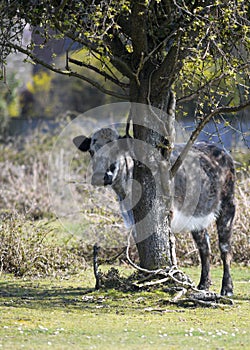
1,0,249,113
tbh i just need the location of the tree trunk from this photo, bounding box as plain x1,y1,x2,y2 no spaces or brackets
130,83,176,270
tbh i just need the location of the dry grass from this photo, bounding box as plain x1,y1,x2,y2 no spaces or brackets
0,213,86,277
0,132,54,219
0,158,51,219
232,175,250,264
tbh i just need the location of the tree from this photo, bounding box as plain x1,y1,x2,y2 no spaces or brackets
1,0,249,269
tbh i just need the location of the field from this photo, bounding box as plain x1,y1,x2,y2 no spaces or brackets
0,129,249,349
0,265,249,350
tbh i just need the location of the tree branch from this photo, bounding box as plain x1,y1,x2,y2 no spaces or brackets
52,20,103,56
151,31,183,95
68,56,129,89
110,55,135,80
176,72,226,105
170,99,250,178
130,1,148,64
104,31,134,79
8,43,129,100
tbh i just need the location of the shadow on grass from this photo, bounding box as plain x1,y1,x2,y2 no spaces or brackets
0,278,249,313
0,278,154,314
0,282,98,308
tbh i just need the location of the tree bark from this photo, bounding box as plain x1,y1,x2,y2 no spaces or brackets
130,84,176,270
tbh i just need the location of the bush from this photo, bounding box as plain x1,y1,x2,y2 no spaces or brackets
0,214,86,277
0,134,52,219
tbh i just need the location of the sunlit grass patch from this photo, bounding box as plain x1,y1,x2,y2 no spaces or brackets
0,266,249,350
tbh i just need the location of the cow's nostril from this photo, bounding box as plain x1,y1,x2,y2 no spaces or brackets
109,163,116,172
104,172,113,186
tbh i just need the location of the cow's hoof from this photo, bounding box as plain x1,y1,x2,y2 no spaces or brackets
221,286,233,297
197,280,211,291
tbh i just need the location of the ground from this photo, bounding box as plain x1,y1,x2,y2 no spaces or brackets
0,265,249,350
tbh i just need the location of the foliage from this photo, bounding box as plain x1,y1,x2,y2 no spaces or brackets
0,72,20,135
27,71,52,95
0,1,249,111
24,71,52,117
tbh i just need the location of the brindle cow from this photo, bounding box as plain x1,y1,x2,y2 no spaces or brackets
73,128,235,296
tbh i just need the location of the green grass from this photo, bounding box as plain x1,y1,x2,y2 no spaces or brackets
0,265,249,350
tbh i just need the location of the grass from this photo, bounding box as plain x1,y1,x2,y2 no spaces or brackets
0,265,249,350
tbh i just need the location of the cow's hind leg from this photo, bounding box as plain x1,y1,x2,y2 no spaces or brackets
216,199,235,296
191,229,211,291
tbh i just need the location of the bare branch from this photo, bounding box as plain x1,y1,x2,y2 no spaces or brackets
52,19,103,55
8,43,129,100
68,56,129,89
109,55,135,80
170,99,250,178
176,72,226,104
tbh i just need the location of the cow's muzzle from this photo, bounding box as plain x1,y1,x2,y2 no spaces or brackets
91,172,113,186
91,173,105,186
103,172,113,186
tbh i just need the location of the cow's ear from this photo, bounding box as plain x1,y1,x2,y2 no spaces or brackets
73,135,91,152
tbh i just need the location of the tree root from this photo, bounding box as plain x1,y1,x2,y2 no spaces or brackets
92,233,234,308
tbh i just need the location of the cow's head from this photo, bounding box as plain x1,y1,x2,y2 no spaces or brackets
73,128,124,186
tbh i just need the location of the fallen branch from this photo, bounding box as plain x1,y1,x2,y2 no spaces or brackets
125,230,234,308
170,293,234,308
92,231,234,307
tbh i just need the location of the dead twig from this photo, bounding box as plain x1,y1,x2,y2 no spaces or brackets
93,243,100,290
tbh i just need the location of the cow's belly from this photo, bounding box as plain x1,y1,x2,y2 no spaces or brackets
171,209,217,233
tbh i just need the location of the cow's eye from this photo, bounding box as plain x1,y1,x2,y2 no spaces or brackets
109,163,116,172
89,150,94,157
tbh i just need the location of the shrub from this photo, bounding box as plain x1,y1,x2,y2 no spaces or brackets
0,135,52,219
0,214,86,277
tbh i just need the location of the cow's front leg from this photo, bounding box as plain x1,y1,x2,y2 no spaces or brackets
191,229,211,291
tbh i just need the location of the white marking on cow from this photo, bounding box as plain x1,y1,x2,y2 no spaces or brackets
171,210,216,233
171,202,221,233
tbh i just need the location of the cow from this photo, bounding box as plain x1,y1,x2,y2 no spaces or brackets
73,127,236,296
